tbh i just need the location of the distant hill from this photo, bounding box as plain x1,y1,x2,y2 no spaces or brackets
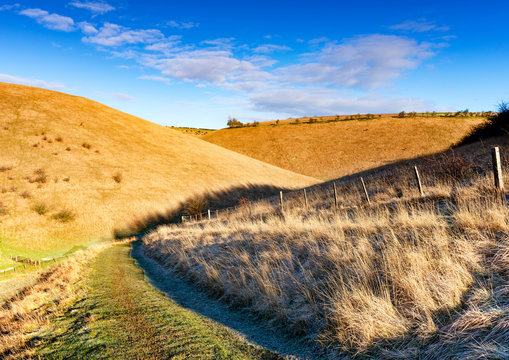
202,114,487,179
0,83,316,264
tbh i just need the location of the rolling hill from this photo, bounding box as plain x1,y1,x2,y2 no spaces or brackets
202,114,487,180
0,82,317,265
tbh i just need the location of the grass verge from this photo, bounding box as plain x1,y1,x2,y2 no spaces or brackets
25,243,280,359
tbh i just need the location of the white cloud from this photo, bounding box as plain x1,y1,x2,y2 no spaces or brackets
142,49,257,84
249,88,431,116
390,19,450,33
69,1,114,15
309,37,328,45
200,37,235,49
277,34,434,89
111,92,134,101
19,8,75,32
252,44,291,54
0,73,65,90
0,4,19,11
82,23,164,46
167,20,199,29
78,21,98,35
138,75,171,84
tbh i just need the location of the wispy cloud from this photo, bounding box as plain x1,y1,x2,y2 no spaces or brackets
200,37,235,49
78,21,98,35
252,44,291,54
9,4,444,116
249,88,431,116
111,92,134,101
0,73,65,90
390,19,450,33
82,23,164,46
167,20,199,30
0,3,19,11
19,8,75,32
69,1,114,15
138,75,171,84
276,34,434,89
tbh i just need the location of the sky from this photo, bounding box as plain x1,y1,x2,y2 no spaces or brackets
0,1,508,129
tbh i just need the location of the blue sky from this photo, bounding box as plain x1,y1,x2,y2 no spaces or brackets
1,1,508,128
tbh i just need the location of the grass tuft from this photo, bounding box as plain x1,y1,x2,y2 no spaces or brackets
32,202,49,215
112,172,123,183
52,209,75,223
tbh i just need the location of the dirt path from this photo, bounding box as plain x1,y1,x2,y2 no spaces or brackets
33,243,281,359
132,241,324,360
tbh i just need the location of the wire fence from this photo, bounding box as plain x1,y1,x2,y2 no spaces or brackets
180,146,507,224
0,254,71,276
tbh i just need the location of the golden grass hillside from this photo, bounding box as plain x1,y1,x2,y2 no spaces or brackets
142,136,508,358
0,82,317,262
202,114,486,180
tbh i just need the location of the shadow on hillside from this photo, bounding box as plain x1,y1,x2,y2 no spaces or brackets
115,183,289,238
116,135,509,240
456,103,509,146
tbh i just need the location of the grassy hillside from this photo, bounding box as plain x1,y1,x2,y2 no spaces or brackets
142,136,508,358
0,82,316,264
202,114,486,180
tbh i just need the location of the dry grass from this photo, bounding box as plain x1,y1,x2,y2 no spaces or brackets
0,82,315,259
142,139,508,357
203,114,486,179
0,242,116,358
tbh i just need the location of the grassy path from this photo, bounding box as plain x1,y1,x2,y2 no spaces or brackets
34,243,280,359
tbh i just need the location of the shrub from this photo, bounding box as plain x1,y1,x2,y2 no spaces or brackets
184,197,209,218
32,202,48,215
227,117,243,128
55,136,63,142
0,201,7,216
82,142,92,149
458,101,509,145
65,147,71,151
112,172,123,183
63,177,70,182
398,111,406,118
20,190,31,199
0,165,13,172
52,209,75,223
30,168,47,184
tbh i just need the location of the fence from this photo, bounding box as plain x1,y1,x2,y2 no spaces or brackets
0,254,69,276
180,146,506,224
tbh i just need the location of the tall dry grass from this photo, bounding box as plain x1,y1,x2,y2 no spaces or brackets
142,142,508,358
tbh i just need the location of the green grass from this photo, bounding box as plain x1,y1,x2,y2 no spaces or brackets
32,243,280,359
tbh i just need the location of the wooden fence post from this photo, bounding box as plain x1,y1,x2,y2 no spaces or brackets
492,147,504,191
215,210,219,218
280,191,284,213
207,209,211,220
414,166,424,197
333,182,338,209
303,188,308,209
360,177,371,204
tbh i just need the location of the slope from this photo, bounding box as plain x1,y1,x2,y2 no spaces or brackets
0,82,317,261
202,114,486,179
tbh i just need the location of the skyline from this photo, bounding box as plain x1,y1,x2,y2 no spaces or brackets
1,1,508,128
